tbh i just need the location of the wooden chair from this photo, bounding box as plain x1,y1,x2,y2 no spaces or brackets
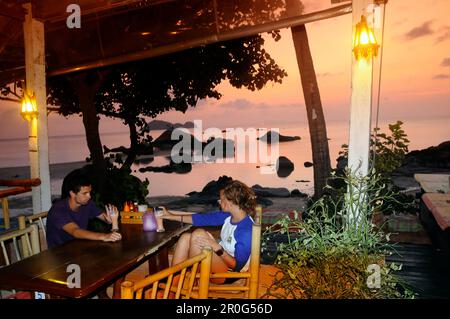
0,224,40,266
0,224,41,299
197,205,263,299
121,247,212,299
25,211,48,251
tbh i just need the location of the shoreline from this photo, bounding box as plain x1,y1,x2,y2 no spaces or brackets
0,161,308,219
0,161,88,181
1,194,308,219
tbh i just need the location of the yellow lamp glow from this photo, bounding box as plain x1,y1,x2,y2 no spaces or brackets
352,15,379,60
20,92,38,121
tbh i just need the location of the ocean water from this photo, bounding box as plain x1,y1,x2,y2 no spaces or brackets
0,117,449,197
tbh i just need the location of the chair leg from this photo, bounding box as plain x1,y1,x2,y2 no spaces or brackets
113,276,125,299
148,247,169,273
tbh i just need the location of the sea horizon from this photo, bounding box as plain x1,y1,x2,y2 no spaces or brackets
1,116,449,197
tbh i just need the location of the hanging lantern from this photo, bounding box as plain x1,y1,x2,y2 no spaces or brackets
353,15,379,60
20,92,38,121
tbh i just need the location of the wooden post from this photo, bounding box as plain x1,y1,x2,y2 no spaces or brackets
18,215,30,258
23,3,52,215
197,248,212,299
1,198,10,229
347,0,377,224
254,205,262,225
348,0,375,176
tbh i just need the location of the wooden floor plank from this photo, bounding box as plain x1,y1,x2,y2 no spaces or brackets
386,243,450,299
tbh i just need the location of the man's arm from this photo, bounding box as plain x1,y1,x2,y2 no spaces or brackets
62,222,121,242
96,213,109,223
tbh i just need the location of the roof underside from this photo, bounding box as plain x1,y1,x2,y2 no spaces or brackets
0,0,351,87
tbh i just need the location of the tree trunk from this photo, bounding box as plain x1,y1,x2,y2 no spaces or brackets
70,72,107,173
123,119,138,169
288,11,331,198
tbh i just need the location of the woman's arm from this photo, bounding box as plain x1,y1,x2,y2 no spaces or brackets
159,207,194,224
193,232,237,269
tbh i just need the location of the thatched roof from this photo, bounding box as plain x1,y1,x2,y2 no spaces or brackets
0,0,351,87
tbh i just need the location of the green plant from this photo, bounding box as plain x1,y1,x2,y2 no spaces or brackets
262,169,415,299
337,121,415,215
81,164,149,209
340,120,410,176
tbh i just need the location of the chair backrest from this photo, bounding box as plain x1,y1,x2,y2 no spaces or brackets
205,205,262,299
25,212,48,250
248,206,262,298
0,224,40,266
121,247,212,299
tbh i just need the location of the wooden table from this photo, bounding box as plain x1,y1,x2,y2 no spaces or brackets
414,173,450,193
0,220,191,298
421,193,450,231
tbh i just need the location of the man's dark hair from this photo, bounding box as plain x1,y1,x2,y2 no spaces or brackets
61,168,92,199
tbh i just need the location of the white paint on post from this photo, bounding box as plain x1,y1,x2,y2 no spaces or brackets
348,60,373,175
23,3,52,214
347,0,375,224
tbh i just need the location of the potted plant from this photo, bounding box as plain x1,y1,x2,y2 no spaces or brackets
261,169,415,299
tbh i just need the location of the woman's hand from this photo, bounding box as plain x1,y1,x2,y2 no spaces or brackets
193,231,220,251
159,206,171,218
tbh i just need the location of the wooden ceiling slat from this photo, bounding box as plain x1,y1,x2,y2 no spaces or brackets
33,0,161,22
0,2,27,21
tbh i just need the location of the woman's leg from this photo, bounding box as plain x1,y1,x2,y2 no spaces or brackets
171,232,191,266
189,228,228,284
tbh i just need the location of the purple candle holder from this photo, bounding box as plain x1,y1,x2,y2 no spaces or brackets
142,212,158,232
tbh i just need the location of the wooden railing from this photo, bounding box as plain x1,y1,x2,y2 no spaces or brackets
0,178,41,230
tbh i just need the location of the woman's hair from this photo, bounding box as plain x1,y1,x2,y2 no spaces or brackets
222,180,257,216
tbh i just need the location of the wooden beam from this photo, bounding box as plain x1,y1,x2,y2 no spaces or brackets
23,3,52,214
48,3,352,77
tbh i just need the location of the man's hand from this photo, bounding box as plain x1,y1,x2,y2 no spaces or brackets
105,204,119,230
102,231,122,242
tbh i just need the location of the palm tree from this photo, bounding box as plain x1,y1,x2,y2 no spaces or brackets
287,0,332,198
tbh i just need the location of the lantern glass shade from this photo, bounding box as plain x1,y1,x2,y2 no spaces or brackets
20,93,38,121
352,15,379,60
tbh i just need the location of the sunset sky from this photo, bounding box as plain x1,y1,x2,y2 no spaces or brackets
0,0,449,139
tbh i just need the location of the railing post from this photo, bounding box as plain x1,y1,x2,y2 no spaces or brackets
29,223,40,255
1,198,10,229
18,215,30,257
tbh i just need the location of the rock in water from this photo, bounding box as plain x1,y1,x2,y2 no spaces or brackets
291,189,308,197
258,130,301,143
276,156,294,177
304,161,313,168
251,184,291,197
396,141,450,174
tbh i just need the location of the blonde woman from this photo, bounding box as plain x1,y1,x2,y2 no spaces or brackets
160,180,256,283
